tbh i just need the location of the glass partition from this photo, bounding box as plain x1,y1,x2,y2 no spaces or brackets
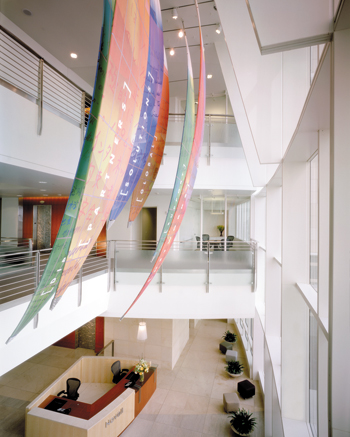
310,154,318,291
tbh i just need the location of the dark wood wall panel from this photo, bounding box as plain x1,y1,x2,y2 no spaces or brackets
22,197,107,247
22,197,69,245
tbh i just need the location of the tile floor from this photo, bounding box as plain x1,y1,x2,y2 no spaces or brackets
0,319,264,436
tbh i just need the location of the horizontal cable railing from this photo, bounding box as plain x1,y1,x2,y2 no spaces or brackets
0,241,108,305
115,239,252,251
0,26,91,128
0,30,40,99
168,113,236,124
0,238,256,305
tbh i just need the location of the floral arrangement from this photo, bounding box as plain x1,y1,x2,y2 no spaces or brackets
135,358,150,381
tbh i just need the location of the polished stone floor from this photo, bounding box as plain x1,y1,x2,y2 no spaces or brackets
0,319,264,436
120,319,264,437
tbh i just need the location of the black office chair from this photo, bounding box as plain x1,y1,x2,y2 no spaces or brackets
195,236,200,249
111,360,129,384
57,378,81,401
202,234,209,251
227,235,234,249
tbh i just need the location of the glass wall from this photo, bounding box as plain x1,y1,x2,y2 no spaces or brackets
309,311,318,436
310,154,318,291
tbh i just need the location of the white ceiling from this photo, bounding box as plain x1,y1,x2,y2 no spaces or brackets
0,0,239,198
0,0,226,99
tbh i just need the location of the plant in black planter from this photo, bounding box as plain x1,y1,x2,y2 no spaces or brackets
229,408,257,436
225,360,244,376
222,330,237,343
217,225,224,236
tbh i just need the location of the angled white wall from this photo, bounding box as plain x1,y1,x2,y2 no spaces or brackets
216,0,310,167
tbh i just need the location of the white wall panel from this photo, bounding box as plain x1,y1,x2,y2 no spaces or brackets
216,0,310,167
331,28,350,437
0,275,109,376
248,0,331,47
1,197,19,238
0,86,81,178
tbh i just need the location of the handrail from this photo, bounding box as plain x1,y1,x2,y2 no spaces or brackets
0,26,91,129
96,340,114,357
250,238,258,292
0,238,257,305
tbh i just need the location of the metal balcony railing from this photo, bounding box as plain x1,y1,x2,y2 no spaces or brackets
0,26,91,135
0,238,257,306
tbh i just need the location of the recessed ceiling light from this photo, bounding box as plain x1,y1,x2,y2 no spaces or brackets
17,194,23,197
172,8,178,19
40,200,45,204
39,181,47,184
70,53,78,59
43,194,48,197
216,24,222,34
23,9,32,16
178,30,184,38
58,194,62,196
207,74,213,79
40,189,47,192
169,48,175,56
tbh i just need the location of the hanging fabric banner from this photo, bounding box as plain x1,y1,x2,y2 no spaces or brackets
106,0,164,230
7,0,150,342
120,9,206,319
128,55,169,226
151,35,195,261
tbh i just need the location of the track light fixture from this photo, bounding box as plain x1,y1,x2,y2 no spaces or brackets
169,48,175,56
172,8,178,19
216,24,222,34
178,29,184,38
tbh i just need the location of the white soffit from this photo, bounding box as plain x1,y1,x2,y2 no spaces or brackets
246,0,332,54
215,40,277,187
284,44,330,162
335,0,350,31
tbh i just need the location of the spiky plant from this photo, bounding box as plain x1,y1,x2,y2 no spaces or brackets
225,360,244,375
229,408,257,435
222,330,237,343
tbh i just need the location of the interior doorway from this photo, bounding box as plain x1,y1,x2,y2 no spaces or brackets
141,207,157,250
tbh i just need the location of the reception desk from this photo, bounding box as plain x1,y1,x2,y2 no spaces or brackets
25,356,157,437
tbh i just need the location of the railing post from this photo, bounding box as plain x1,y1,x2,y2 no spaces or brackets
33,251,40,329
37,59,43,135
159,265,164,293
206,247,211,293
81,91,86,150
251,240,258,292
35,251,40,287
78,266,83,306
114,243,118,291
207,114,211,166
107,240,111,292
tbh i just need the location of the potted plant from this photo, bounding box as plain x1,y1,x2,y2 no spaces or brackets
135,358,150,382
225,360,244,377
222,330,237,343
229,408,257,436
217,225,224,236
